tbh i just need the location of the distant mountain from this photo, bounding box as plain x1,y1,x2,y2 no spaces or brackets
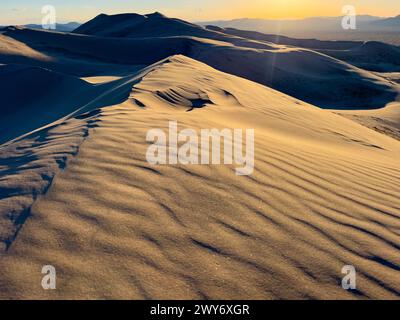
0,22,81,32
198,15,400,33
370,15,400,29
25,22,81,32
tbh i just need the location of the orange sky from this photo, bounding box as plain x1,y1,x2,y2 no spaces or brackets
184,0,398,20
0,0,398,25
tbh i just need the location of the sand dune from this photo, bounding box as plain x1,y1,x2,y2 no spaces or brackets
0,33,50,60
320,41,400,72
0,27,147,77
1,55,399,299
1,20,398,109
72,12,276,51
73,12,211,38
207,26,400,73
0,69,140,249
336,102,400,141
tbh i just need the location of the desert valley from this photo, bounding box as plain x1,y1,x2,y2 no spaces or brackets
0,12,399,300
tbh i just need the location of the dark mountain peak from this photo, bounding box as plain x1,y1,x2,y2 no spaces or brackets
146,12,166,18
73,12,208,38
95,12,143,21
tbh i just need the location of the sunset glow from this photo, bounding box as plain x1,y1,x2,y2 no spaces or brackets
0,0,398,24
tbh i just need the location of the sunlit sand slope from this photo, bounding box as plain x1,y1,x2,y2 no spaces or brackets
0,56,399,299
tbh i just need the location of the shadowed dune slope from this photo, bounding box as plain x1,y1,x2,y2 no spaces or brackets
207,26,400,73
0,63,155,145
1,24,398,110
0,64,92,144
205,25,364,50
0,30,147,77
320,41,400,72
1,55,399,299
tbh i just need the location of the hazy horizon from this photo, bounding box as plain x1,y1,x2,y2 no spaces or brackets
0,0,399,25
